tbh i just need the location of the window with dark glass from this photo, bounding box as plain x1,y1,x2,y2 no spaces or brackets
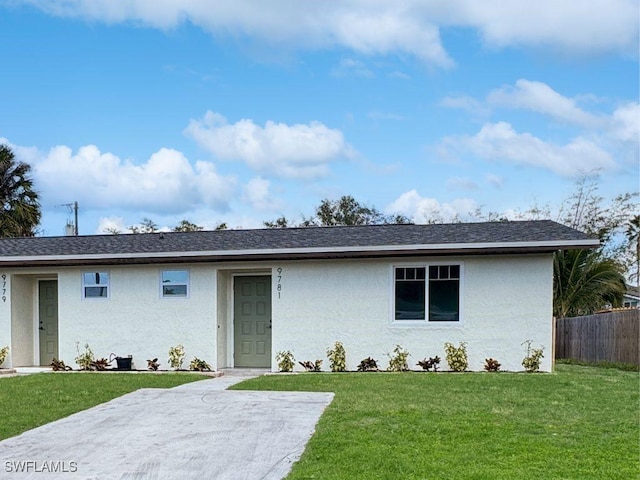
428,265,460,321
394,265,461,322
83,272,109,298
394,267,426,320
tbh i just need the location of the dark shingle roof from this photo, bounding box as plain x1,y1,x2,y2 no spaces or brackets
0,220,598,267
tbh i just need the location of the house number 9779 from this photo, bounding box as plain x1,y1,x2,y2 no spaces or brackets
276,267,283,299
1,274,6,302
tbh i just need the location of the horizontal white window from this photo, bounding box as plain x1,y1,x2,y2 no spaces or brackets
161,270,189,298
394,264,462,323
82,272,109,299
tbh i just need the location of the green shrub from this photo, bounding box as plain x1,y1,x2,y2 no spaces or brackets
168,344,186,370
275,350,295,372
387,345,410,371
522,341,544,372
0,346,8,366
75,342,95,370
444,342,468,372
327,341,346,372
189,357,211,372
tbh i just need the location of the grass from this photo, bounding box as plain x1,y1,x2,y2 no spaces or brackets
0,372,206,440
232,364,640,480
556,357,639,372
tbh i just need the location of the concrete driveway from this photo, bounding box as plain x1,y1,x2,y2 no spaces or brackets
0,375,334,480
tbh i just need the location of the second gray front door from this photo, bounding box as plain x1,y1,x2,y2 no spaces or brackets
234,276,272,367
39,280,58,366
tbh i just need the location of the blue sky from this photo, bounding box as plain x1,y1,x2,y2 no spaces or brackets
0,1,638,235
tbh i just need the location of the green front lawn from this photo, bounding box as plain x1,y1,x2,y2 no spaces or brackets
232,364,640,480
0,372,206,440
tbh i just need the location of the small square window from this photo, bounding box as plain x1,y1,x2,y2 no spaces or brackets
82,272,109,299
161,270,189,298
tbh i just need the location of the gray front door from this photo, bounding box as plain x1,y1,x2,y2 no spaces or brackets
38,280,58,366
234,276,272,367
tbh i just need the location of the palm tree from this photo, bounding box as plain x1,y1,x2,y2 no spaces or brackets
625,215,639,290
0,144,41,237
553,248,626,318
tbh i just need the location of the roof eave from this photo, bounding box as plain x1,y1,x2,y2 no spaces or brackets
0,239,599,267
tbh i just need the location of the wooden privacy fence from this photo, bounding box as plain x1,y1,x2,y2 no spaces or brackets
555,309,639,365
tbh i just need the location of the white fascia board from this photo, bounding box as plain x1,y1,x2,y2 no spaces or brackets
0,238,598,263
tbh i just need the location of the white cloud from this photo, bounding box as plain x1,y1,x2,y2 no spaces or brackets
387,190,478,224
184,111,355,179
609,102,640,143
18,1,637,65
20,1,453,67
451,0,638,56
441,122,616,177
96,216,126,234
439,80,638,172
19,143,236,213
487,79,602,128
242,177,281,212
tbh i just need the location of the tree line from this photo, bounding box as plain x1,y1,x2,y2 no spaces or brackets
0,144,637,318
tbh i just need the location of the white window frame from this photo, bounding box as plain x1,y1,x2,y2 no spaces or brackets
391,262,464,325
82,271,110,300
160,269,190,298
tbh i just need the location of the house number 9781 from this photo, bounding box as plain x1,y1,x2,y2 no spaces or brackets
276,267,283,299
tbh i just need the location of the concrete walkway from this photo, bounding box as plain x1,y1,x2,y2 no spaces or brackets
0,374,334,480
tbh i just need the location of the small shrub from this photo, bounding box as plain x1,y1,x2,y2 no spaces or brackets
275,351,295,372
417,356,441,372
387,345,410,372
75,342,95,370
147,358,160,371
189,357,211,372
484,358,501,372
357,357,379,372
50,358,71,371
299,360,323,372
327,341,346,372
91,358,110,371
168,344,186,370
0,345,8,366
444,342,468,372
522,340,544,373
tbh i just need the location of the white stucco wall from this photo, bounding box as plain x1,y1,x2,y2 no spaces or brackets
56,264,217,371
272,255,554,372
1,253,554,372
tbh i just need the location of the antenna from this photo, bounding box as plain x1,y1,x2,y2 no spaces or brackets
58,201,79,236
